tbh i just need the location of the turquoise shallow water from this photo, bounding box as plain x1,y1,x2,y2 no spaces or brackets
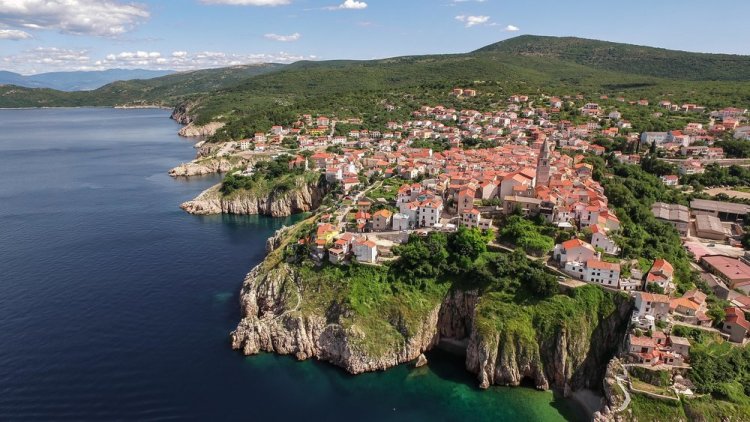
0,108,585,421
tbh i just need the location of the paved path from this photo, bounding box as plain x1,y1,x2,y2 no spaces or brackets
614,372,632,413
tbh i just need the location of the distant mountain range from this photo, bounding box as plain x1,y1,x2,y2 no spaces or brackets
1,35,749,126
0,69,175,91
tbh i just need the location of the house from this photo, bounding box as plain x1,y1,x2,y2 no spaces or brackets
670,289,711,326
418,198,443,228
646,259,675,294
554,238,596,264
392,213,410,231
634,292,671,322
660,175,679,186
503,195,543,216
669,336,691,358
628,335,659,364
563,259,620,287
722,307,750,343
456,186,476,214
352,237,378,263
372,209,393,231
641,132,668,145
590,224,619,255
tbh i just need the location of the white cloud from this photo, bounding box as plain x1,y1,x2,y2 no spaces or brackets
0,0,149,37
1,47,90,73
503,24,520,32
0,29,32,40
455,15,490,27
327,0,367,10
264,32,301,42
200,0,291,5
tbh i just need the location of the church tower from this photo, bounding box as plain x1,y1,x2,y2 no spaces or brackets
536,138,552,187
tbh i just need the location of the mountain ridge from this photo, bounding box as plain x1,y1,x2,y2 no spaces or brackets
0,69,176,91
2,35,749,123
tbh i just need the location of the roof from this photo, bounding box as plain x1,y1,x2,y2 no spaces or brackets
695,214,726,235
702,255,750,284
586,259,620,271
652,258,674,274
373,209,393,218
671,297,700,312
651,202,690,223
669,336,691,347
691,199,750,215
638,292,670,304
561,238,590,250
629,335,656,348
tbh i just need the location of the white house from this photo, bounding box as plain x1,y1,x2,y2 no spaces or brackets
590,224,619,255
352,238,378,263
634,292,670,322
392,213,410,231
554,238,596,264
564,259,620,287
418,198,443,228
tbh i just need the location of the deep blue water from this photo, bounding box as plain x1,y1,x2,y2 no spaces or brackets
0,108,585,421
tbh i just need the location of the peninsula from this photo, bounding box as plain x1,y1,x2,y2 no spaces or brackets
6,35,750,421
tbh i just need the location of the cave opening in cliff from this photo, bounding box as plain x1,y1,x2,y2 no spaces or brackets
423,349,482,391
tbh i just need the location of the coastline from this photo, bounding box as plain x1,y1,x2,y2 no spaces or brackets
0,105,172,110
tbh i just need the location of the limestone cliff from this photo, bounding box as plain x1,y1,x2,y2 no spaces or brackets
169,156,251,177
180,177,326,217
171,102,224,138
466,290,632,392
231,263,462,374
230,248,632,394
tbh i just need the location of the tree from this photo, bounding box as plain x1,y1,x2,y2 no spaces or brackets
449,227,490,263
707,302,727,327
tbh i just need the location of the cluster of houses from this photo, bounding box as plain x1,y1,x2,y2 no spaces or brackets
626,286,749,368
236,93,750,358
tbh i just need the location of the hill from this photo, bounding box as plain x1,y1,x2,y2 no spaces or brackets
1,35,749,136
475,35,750,81
0,63,286,108
0,69,175,91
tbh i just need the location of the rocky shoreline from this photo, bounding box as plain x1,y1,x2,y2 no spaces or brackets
168,156,251,177
230,244,633,402
180,178,326,217
171,102,224,138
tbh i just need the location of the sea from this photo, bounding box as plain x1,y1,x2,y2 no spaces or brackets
0,108,586,421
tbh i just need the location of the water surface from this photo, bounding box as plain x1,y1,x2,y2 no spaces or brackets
0,108,585,421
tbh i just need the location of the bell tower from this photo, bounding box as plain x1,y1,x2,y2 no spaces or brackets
536,138,551,187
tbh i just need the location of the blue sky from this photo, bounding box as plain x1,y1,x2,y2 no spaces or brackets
1,0,749,74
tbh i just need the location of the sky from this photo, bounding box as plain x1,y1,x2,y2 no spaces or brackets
1,0,750,75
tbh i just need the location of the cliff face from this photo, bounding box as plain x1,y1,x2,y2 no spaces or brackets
180,178,326,217
231,254,632,394
169,156,251,177
466,291,632,392
171,102,224,137
230,263,443,374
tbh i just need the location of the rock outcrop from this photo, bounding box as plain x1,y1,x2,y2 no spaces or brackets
231,263,450,373
230,251,632,394
171,102,224,138
466,292,632,392
180,177,326,217
169,156,250,177
178,121,225,138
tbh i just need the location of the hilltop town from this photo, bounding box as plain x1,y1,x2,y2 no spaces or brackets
176,88,750,420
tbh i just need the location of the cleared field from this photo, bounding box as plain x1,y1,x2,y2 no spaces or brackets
705,187,750,200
